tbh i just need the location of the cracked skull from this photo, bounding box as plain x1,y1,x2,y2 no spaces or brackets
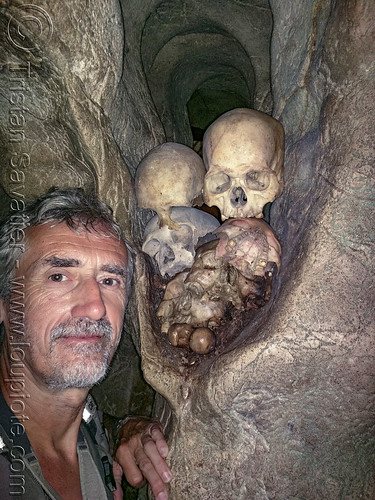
135,142,205,230
203,108,285,220
142,206,220,278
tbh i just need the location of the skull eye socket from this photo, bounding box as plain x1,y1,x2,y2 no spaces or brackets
142,238,161,257
245,171,270,191
171,225,192,245
206,173,231,194
171,225,195,253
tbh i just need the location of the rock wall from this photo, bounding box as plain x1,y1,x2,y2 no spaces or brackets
0,1,374,498
137,1,375,498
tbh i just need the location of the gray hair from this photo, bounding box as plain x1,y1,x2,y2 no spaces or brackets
0,187,133,300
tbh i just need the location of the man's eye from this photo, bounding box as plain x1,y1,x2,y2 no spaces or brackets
101,277,119,286
49,273,67,282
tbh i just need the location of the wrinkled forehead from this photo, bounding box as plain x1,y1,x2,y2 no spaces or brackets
19,221,128,270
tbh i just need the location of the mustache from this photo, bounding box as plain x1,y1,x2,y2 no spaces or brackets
50,318,113,341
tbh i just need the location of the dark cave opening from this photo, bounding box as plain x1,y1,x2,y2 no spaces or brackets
140,0,273,145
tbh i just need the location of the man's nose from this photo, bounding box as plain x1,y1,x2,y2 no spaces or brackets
71,278,106,320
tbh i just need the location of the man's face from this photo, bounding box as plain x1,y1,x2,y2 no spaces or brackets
2,222,129,391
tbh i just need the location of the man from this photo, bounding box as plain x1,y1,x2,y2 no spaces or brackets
0,187,172,499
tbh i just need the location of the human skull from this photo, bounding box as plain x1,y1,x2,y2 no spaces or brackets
142,206,220,278
168,323,216,355
184,240,239,308
156,241,233,335
135,142,205,229
214,217,281,279
157,238,274,353
203,108,285,220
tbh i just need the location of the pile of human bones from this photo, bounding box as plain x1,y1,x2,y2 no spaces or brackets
135,108,284,355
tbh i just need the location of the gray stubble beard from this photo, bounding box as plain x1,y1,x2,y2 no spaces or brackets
32,318,119,391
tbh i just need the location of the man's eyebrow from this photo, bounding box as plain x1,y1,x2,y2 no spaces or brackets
40,258,126,276
42,256,80,268
101,264,127,277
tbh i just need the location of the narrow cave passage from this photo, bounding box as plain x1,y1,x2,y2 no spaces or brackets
140,0,273,148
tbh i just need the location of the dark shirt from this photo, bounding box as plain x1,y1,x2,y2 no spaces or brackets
0,389,114,499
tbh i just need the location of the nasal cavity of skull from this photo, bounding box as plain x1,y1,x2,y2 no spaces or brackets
245,171,270,191
161,245,175,265
231,186,247,207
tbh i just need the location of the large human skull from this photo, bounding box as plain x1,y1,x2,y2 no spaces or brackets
214,217,281,279
142,206,220,278
203,108,285,220
135,142,205,229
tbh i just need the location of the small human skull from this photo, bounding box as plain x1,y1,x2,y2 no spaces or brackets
189,327,216,355
184,240,241,309
135,142,205,229
157,238,274,354
167,323,216,355
142,207,220,278
214,217,281,279
156,241,233,334
203,108,285,220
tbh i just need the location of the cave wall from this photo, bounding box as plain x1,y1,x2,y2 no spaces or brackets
0,1,374,499
0,0,156,418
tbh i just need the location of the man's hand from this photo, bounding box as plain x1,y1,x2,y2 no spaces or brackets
114,417,172,500
112,460,124,500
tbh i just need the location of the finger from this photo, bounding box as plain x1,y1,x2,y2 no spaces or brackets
140,424,172,481
152,425,169,458
112,488,123,500
142,424,169,458
134,446,170,500
114,418,172,498
115,442,146,488
143,440,172,484
112,460,124,500
139,431,172,487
